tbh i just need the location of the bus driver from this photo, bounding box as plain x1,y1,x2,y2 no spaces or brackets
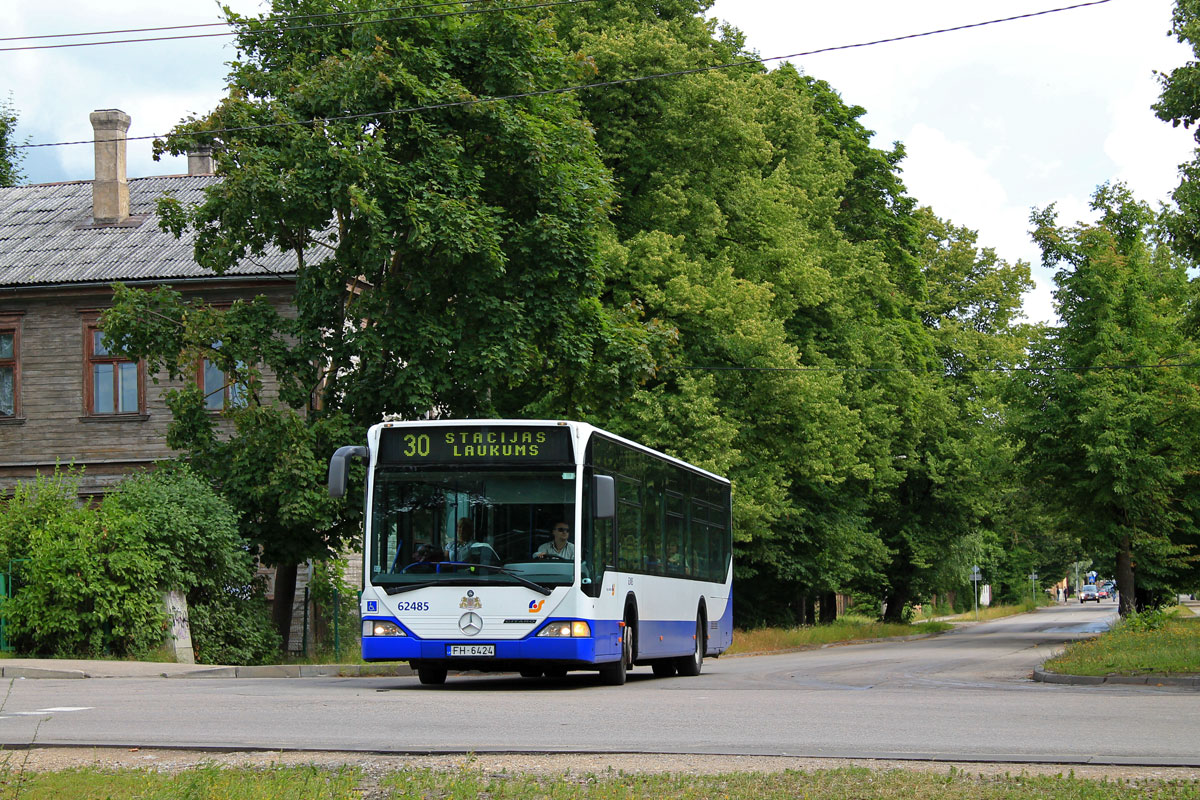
534,522,575,560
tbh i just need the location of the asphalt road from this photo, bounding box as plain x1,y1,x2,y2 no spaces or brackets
1,602,1196,766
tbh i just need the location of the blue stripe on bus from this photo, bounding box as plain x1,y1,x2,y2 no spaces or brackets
361,618,624,664
633,619,701,660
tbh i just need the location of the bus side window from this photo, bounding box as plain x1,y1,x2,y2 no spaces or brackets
617,476,641,572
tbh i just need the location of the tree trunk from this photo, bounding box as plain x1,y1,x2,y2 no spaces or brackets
1116,537,1136,617
883,583,911,623
795,592,815,626
272,562,299,652
819,591,838,624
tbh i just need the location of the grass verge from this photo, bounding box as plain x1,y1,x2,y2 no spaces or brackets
926,600,1043,624
3,765,1200,799
0,763,361,800
1042,608,1200,676
726,613,951,655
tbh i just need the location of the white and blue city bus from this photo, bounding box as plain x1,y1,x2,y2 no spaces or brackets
328,419,733,685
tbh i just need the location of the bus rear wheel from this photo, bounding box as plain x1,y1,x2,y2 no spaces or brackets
675,615,704,677
417,666,447,685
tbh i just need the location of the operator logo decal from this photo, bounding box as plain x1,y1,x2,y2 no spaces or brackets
460,590,482,610
528,599,545,613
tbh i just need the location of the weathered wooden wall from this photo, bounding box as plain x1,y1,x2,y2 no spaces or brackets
0,280,295,496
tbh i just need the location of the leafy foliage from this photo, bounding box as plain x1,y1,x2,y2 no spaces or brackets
103,464,281,665
0,465,279,663
103,0,1048,631
1015,184,1200,615
0,468,162,658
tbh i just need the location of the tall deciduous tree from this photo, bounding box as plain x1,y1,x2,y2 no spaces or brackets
105,0,616,644
1017,184,1200,614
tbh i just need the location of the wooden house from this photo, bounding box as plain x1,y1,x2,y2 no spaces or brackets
0,109,297,497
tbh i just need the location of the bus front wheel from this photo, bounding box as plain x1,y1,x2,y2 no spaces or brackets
417,666,447,685
600,620,634,686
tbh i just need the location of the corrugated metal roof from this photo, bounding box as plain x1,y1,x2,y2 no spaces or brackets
0,176,298,288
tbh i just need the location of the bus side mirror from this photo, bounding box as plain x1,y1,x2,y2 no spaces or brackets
593,474,615,519
328,445,368,498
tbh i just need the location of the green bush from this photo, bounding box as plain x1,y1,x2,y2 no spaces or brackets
0,469,163,657
1117,606,1174,633
0,464,280,664
102,464,280,665
187,591,280,665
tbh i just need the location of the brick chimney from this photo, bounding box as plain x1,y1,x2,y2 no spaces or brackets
90,109,131,225
187,146,214,176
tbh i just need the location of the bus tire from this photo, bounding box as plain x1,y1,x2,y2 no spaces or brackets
676,614,705,677
600,617,634,686
417,666,447,685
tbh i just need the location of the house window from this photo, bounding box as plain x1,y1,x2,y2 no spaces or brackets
200,352,248,411
83,317,143,416
0,315,19,418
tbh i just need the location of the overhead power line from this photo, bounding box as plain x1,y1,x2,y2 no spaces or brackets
0,0,599,52
13,0,1113,151
0,0,495,42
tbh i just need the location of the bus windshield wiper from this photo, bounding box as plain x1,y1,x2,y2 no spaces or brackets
463,563,554,596
374,563,553,596
376,580,438,595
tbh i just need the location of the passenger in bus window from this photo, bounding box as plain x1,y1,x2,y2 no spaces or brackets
534,522,575,560
457,518,500,565
666,542,687,573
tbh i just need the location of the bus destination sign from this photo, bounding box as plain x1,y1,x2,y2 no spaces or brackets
379,425,573,465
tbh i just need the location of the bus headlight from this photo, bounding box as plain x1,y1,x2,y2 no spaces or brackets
363,620,406,637
537,621,591,638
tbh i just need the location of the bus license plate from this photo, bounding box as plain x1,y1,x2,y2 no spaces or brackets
448,644,494,657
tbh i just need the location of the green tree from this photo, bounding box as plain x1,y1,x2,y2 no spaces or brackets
0,95,24,187
104,0,616,644
1017,184,1200,615
1154,0,1200,262
553,3,883,622
553,2,1034,623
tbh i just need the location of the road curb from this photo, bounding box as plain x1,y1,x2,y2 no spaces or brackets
1033,666,1200,688
0,663,416,680
0,667,87,680
171,664,415,679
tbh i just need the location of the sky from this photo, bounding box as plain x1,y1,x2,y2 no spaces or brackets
2,0,1197,323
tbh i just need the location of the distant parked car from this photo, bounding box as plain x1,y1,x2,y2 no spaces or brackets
1079,584,1100,602
1097,586,1110,599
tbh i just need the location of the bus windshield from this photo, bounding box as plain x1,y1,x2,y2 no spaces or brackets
369,469,577,592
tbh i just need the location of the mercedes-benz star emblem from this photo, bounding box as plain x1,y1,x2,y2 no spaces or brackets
459,612,483,636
